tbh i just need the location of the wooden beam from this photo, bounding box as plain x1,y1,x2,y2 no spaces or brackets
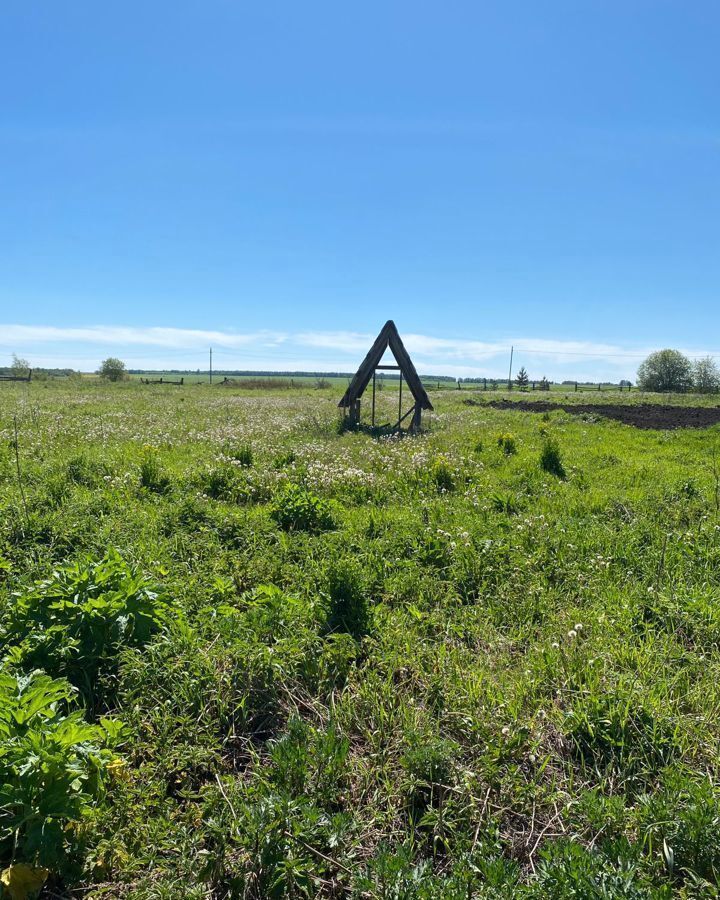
338,320,434,411
392,404,417,431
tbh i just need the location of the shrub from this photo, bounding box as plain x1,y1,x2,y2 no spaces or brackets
540,435,566,478
97,357,127,382
1,550,171,707
637,349,693,393
10,354,30,378
270,484,334,532
0,670,116,881
496,433,517,455
692,357,720,394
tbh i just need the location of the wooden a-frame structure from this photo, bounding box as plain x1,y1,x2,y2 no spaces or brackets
338,320,433,432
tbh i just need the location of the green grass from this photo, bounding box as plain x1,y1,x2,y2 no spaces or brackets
1,381,720,898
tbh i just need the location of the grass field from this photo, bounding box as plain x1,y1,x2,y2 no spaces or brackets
2,381,720,898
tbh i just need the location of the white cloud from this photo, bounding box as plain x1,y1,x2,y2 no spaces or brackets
0,325,287,349
1,323,717,380
293,331,375,354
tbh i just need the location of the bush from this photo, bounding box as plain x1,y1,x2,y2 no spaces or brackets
97,357,127,382
637,349,693,393
692,357,720,394
1,550,171,707
270,484,334,532
0,670,116,881
540,435,566,478
10,354,30,378
496,433,517,455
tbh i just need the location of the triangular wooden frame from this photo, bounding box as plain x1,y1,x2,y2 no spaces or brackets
338,321,433,431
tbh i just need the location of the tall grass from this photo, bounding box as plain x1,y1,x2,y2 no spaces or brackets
0,380,719,895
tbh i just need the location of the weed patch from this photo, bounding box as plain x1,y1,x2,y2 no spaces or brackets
270,483,334,532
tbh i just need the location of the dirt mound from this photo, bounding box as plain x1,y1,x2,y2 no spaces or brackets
485,399,720,430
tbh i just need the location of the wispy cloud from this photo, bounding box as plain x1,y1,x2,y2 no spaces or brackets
1,323,717,380
0,325,288,349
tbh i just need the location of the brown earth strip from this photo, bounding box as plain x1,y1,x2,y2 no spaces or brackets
483,399,720,430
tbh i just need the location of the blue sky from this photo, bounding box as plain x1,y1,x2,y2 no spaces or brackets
1,1,718,379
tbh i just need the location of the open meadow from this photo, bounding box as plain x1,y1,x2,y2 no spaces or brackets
2,380,720,899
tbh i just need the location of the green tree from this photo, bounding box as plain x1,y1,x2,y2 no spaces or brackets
692,357,720,394
637,349,693,393
98,357,127,382
515,367,529,391
11,354,30,377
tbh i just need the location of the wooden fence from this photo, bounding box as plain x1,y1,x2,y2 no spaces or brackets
140,377,184,385
0,370,32,382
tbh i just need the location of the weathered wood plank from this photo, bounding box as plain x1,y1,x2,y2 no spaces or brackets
338,321,433,414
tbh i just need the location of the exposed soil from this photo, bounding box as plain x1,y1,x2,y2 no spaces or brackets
484,399,720,430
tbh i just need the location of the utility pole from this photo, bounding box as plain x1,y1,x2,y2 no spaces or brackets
209,348,213,385
507,346,514,391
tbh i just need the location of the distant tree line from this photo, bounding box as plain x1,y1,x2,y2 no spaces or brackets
6,351,720,394
0,354,77,379
127,368,460,382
